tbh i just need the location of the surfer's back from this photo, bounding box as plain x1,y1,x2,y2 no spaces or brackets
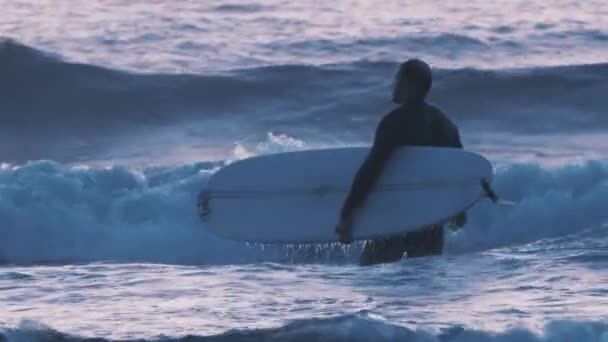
378,102,462,150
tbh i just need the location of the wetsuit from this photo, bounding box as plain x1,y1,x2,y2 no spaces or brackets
339,100,463,266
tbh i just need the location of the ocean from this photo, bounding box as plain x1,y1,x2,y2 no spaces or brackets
1,0,608,340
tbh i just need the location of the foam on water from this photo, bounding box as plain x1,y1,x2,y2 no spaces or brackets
3,315,608,342
1,147,607,265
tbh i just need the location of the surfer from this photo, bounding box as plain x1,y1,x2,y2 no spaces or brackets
336,58,467,266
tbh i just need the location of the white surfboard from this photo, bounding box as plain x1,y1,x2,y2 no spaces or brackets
198,147,493,244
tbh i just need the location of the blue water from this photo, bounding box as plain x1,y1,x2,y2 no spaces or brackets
1,0,608,341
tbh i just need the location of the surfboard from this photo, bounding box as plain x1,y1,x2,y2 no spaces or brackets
198,147,493,243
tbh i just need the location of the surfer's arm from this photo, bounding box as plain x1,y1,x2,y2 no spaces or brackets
340,119,395,219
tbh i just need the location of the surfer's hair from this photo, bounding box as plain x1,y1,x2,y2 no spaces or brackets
396,59,432,100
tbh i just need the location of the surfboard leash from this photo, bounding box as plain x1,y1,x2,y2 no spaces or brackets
197,191,211,222
481,178,499,203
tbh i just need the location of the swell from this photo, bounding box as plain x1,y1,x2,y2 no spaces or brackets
2,38,607,132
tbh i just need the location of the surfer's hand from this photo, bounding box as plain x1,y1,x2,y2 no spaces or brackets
335,216,354,244
449,211,467,231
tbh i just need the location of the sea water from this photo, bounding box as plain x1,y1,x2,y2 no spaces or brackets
1,1,608,340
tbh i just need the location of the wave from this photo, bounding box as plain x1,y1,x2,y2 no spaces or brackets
2,316,608,341
2,38,608,163
1,38,607,132
212,3,269,12
1,151,607,265
445,160,608,253
0,159,279,265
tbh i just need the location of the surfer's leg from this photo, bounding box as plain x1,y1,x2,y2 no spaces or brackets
403,225,444,258
359,236,408,266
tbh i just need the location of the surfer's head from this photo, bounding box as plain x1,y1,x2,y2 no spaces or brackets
392,59,432,104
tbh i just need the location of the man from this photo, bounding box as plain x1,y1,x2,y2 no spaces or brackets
335,58,466,266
